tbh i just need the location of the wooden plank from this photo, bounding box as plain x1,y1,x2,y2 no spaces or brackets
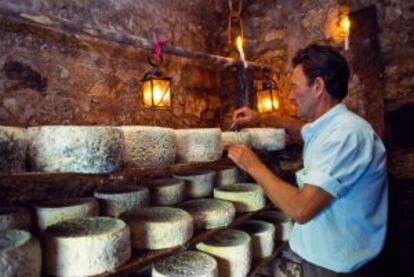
0,2,271,71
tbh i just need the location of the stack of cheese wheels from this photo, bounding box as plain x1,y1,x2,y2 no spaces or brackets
119,126,176,167
255,210,293,241
241,128,286,151
180,199,236,230
145,178,185,206
120,207,193,250
0,126,27,174
174,170,215,199
196,229,251,277
214,183,266,212
221,131,251,146
153,250,218,277
34,198,99,232
94,186,149,217
237,220,275,259
43,217,131,276
0,229,41,277
175,128,222,162
215,167,240,187
28,126,123,173
0,206,31,231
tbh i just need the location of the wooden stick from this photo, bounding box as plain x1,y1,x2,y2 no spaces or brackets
0,2,271,71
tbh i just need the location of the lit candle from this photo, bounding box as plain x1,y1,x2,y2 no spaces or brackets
339,15,351,50
236,36,248,68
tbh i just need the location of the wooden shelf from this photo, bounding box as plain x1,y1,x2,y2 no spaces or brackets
248,241,287,277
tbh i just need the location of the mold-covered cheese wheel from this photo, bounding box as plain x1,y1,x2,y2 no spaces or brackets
121,207,193,250
43,217,131,276
221,131,250,146
174,170,215,199
214,183,266,212
145,179,185,206
237,220,275,259
0,126,27,174
152,250,218,277
180,199,235,230
241,128,286,151
94,186,149,217
0,229,41,277
254,210,293,241
119,126,176,167
28,126,123,173
34,198,99,232
175,128,222,162
196,229,251,277
215,167,240,187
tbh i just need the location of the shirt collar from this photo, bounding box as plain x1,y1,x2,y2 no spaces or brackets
301,103,348,142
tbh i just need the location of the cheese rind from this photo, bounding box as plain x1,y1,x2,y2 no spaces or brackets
119,126,176,167
34,198,99,232
241,128,286,151
152,250,218,277
0,207,32,231
196,229,251,277
0,229,41,277
146,179,185,206
214,183,266,212
237,220,275,259
28,126,123,173
180,199,235,230
174,170,215,199
254,210,293,241
43,217,131,277
120,207,193,250
175,128,222,162
215,167,239,187
0,126,27,174
94,186,149,217
221,131,250,146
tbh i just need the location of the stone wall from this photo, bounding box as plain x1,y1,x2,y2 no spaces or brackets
0,0,225,128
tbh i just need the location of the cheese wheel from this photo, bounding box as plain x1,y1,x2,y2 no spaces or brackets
221,131,250,146
0,207,31,231
0,126,27,173
119,126,176,167
146,178,185,206
120,207,193,250
43,217,131,276
174,170,215,199
214,183,266,212
94,186,149,217
34,198,99,232
180,199,236,230
0,229,41,277
254,210,293,241
241,128,286,151
196,229,251,277
175,128,222,162
152,250,218,277
215,167,240,187
28,126,123,173
237,220,275,259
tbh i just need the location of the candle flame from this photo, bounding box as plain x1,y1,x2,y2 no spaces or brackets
235,36,247,68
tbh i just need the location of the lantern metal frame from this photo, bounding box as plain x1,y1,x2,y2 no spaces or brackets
141,54,172,109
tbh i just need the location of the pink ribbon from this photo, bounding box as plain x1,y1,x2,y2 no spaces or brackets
153,39,168,59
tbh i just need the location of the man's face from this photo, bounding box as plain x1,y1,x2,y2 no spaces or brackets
289,65,317,120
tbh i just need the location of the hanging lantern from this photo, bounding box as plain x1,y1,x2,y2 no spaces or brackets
256,77,280,113
141,55,172,108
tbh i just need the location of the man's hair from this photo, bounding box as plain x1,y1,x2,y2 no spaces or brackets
292,44,350,100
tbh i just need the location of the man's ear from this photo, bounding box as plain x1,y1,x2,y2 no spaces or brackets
313,77,326,98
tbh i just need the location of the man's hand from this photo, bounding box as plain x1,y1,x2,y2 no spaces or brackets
233,106,259,125
226,143,263,174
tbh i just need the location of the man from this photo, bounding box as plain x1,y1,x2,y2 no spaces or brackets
228,44,388,277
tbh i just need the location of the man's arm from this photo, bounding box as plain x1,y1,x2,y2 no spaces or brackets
227,144,333,224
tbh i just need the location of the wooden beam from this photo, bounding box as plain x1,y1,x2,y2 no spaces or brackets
0,2,271,71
